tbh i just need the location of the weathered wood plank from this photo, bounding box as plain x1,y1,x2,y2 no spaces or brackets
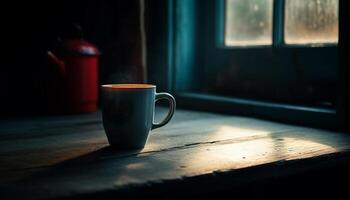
0,109,297,172
1,107,350,199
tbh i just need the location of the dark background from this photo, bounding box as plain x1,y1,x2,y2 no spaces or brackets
0,0,349,130
0,0,145,117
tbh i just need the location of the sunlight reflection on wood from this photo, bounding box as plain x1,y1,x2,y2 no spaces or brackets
177,125,337,175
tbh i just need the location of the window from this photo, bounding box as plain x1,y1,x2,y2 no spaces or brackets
284,0,338,44
224,0,339,46
225,0,273,46
147,0,341,129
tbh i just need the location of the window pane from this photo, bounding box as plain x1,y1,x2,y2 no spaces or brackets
285,0,339,44
225,0,273,46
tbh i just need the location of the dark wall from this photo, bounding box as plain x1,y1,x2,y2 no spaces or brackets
338,0,350,130
0,0,144,117
145,0,172,92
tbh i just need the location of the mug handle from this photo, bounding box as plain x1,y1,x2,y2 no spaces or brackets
152,92,176,130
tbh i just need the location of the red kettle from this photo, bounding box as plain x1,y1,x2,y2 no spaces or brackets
47,39,100,113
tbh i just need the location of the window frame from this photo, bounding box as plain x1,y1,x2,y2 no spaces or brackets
146,0,346,131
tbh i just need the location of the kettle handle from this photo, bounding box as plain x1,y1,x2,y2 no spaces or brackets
47,51,65,75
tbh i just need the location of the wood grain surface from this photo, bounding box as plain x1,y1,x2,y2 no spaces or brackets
1,107,350,199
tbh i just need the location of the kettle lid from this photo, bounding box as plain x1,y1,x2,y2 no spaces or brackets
61,39,100,56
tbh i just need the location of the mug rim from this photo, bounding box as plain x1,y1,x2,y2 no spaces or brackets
101,84,156,90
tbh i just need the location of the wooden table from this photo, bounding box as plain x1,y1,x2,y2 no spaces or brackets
1,107,350,199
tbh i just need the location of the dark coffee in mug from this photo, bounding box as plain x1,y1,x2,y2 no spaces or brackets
101,84,175,149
